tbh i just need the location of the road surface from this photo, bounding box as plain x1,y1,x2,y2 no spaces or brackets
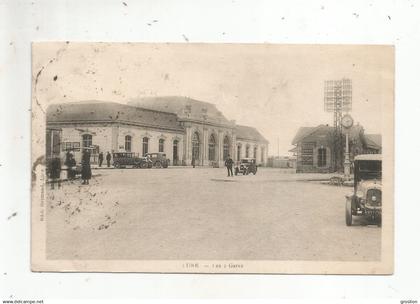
46,167,381,261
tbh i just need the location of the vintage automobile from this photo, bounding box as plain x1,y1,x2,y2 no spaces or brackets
112,152,151,169
345,154,382,226
145,152,169,168
235,158,257,175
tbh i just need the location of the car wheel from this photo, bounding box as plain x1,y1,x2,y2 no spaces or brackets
114,162,120,169
141,162,148,169
155,161,162,168
345,198,353,226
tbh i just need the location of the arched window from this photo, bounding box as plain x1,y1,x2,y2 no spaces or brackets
82,134,92,148
237,144,241,161
125,135,132,152
223,136,230,160
253,146,258,159
317,148,327,167
142,137,149,156
192,132,200,161
159,139,165,152
245,145,250,158
208,134,216,161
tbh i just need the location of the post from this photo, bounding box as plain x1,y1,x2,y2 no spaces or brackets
344,130,351,179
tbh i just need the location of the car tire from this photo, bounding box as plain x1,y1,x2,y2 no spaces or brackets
345,198,353,226
141,162,148,169
114,162,120,169
155,161,162,168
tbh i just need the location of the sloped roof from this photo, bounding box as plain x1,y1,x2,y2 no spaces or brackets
128,96,233,126
291,124,367,145
235,125,268,143
291,125,334,145
364,134,382,149
46,101,184,132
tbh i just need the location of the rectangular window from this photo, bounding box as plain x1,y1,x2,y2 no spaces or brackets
82,134,92,148
159,139,164,152
142,137,149,156
125,136,132,152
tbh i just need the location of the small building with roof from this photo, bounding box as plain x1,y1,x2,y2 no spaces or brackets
47,97,269,167
291,124,381,173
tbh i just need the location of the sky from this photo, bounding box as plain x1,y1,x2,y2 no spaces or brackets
33,43,393,155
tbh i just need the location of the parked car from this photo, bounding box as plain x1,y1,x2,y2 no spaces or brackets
345,154,382,226
145,152,169,168
112,152,150,168
235,158,257,175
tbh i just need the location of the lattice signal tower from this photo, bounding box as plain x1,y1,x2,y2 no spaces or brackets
324,78,352,172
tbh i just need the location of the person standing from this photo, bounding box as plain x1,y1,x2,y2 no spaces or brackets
81,149,92,185
106,151,111,168
65,151,76,180
49,156,62,189
191,157,196,168
98,151,104,167
225,155,233,177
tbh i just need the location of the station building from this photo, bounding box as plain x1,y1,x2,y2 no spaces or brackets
46,97,269,167
290,124,381,173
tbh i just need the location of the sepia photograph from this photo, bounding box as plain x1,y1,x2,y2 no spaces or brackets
31,42,394,273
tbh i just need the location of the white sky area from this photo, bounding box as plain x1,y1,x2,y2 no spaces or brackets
34,43,393,155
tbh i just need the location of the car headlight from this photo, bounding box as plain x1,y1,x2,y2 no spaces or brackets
371,196,377,202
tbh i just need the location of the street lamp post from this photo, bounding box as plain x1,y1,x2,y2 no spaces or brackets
341,114,354,180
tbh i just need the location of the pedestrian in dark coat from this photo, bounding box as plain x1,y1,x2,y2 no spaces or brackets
81,149,92,185
225,155,234,177
49,156,62,189
65,151,76,180
192,157,196,168
98,152,104,167
106,151,111,167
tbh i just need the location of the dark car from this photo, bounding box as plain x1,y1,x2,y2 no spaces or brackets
112,152,150,168
145,152,169,168
345,154,382,226
235,158,257,175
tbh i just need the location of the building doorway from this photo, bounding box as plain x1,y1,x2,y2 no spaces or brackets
173,140,179,165
208,134,216,161
192,132,200,163
317,147,327,167
223,136,230,160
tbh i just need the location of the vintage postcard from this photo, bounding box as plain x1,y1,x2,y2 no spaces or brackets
31,43,394,273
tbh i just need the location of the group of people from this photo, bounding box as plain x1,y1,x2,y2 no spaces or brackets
97,151,112,168
63,149,93,185
48,149,114,188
